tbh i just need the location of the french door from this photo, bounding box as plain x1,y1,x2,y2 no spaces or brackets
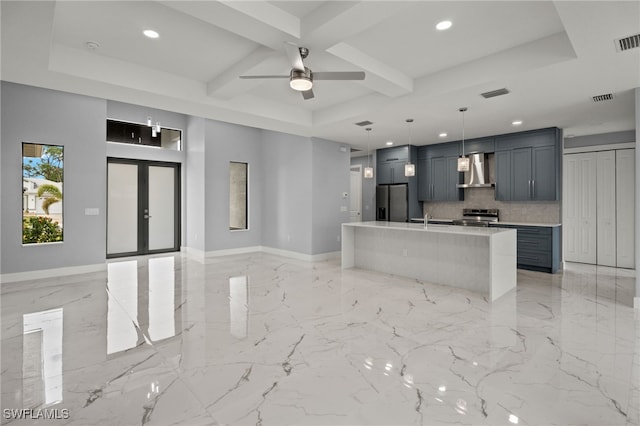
107,158,180,258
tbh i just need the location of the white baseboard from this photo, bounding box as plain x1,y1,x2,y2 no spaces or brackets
181,246,206,262
205,246,262,258
1,263,107,284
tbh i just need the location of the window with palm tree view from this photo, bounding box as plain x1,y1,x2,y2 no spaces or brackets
22,143,64,244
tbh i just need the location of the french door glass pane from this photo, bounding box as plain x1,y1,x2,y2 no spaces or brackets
148,166,175,251
107,163,138,254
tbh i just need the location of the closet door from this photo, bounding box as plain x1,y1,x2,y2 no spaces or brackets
563,153,597,263
596,151,616,266
616,149,635,268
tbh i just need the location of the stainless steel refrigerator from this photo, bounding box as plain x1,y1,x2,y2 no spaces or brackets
376,183,408,222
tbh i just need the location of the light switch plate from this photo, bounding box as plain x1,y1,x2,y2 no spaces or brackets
84,208,100,216
340,206,348,212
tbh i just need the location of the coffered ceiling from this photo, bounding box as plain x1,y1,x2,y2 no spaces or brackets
2,1,639,152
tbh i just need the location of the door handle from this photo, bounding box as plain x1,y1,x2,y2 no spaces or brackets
144,214,152,219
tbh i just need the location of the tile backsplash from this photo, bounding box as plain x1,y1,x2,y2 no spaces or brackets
423,187,561,224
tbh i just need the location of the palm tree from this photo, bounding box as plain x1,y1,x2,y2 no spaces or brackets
37,184,62,215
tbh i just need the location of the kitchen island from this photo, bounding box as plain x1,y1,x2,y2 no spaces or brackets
342,221,517,301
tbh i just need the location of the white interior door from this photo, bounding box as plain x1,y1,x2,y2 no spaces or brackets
148,165,175,251
350,166,362,222
596,151,616,266
107,163,138,255
563,153,597,263
616,149,635,268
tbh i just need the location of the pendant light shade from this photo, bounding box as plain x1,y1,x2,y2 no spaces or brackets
457,107,469,172
404,118,415,177
364,127,374,179
404,163,416,176
457,156,470,172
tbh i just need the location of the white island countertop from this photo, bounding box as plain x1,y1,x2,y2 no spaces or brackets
347,221,515,235
342,221,517,301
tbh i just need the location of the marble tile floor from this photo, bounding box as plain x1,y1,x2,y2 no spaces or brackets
1,252,638,426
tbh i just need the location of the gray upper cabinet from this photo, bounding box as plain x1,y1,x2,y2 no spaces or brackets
377,146,410,184
417,144,463,202
378,160,408,184
462,137,495,155
495,128,561,201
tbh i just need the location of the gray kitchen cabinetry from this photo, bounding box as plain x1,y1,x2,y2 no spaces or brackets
490,224,561,273
376,145,421,219
377,145,410,184
417,143,464,202
463,137,495,155
495,128,561,201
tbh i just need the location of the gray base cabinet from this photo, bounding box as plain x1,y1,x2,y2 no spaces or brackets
490,224,561,273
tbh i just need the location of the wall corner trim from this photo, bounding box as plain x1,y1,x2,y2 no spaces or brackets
0,263,107,284
634,297,640,310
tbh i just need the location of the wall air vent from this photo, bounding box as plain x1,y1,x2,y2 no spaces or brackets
350,147,362,153
480,88,510,99
615,34,640,52
592,93,614,103
355,120,373,126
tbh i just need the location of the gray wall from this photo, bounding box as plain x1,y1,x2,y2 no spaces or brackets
260,130,313,254
185,116,206,251
1,82,351,276
204,119,263,251
311,138,350,254
350,155,376,221
1,82,107,274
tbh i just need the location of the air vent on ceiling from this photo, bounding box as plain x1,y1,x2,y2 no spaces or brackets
480,88,510,99
615,34,640,52
350,147,362,153
355,120,373,126
592,93,614,103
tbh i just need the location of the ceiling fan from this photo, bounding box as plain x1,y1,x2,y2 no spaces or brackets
239,42,365,100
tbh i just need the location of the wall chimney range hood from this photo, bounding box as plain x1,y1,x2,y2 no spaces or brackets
457,153,495,188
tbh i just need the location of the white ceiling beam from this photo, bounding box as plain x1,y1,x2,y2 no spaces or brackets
159,1,300,50
207,46,276,98
303,1,413,48
220,1,300,39
326,42,413,98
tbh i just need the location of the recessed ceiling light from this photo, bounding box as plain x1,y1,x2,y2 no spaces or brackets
143,30,159,39
436,20,452,31
439,132,447,138
386,141,394,146
512,120,523,126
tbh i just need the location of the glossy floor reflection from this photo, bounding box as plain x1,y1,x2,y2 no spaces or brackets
1,253,638,425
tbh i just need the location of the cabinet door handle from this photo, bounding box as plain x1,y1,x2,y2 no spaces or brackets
528,180,532,198
532,180,535,198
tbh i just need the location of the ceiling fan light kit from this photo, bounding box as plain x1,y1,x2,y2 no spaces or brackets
240,42,365,100
289,68,313,91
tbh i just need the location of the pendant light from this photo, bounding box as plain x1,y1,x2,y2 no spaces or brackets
457,107,470,172
364,127,374,179
404,118,416,177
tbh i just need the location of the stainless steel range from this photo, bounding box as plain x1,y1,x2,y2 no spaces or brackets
452,208,499,227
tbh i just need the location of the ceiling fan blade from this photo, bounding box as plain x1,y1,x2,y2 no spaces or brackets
239,75,289,79
284,41,305,72
301,89,314,100
312,71,365,80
